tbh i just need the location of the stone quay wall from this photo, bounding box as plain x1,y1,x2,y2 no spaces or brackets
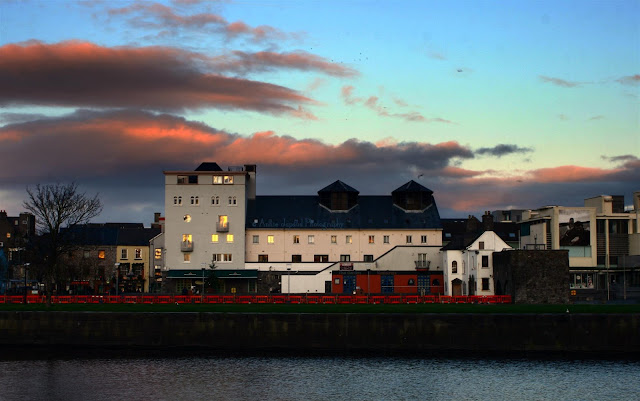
1,312,638,355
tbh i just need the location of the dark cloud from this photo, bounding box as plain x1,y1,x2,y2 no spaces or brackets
602,155,639,164
475,144,534,157
211,50,359,77
0,41,316,117
616,74,640,86
539,75,581,88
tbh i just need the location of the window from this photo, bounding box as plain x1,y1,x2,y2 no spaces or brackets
267,235,275,244
314,255,329,262
183,214,191,222
252,235,259,244
482,255,489,268
121,249,128,259
258,255,268,262
218,215,228,229
331,235,337,244
482,278,490,291
452,261,458,274
154,248,161,259
173,196,183,205
364,255,374,262
292,255,302,262
212,254,221,262
368,235,375,244
228,196,237,205
178,175,197,184
211,196,219,205
224,176,233,184
383,235,390,244
406,235,412,244
83,250,90,258
308,235,315,244
479,241,485,250
194,196,200,205
346,235,352,244
340,255,351,262
211,234,219,243
135,248,142,260
182,234,192,243
421,235,427,244
184,254,191,262
227,234,234,243
213,176,223,184
293,235,300,244
98,250,105,259
334,278,340,285
223,253,232,262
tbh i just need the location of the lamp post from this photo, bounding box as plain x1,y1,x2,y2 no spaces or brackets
114,263,120,296
23,263,30,304
201,267,205,303
367,268,370,298
286,267,291,300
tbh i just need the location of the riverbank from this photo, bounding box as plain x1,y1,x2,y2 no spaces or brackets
1,311,638,357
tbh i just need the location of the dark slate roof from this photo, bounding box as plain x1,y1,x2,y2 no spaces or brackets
195,162,223,171
318,180,359,194
392,180,433,194
440,218,519,250
63,225,120,246
440,232,483,250
246,196,441,229
117,228,162,246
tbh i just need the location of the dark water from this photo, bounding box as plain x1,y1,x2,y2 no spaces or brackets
0,355,638,401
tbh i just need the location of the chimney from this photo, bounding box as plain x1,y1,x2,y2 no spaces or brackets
482,211,494,231
154,212,161,223
466,215,480,233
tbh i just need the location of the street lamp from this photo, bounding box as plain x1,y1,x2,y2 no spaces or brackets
286,267,291,299
114,263,120,296
367,268,370,298
23,263,30,304
201,267,205,303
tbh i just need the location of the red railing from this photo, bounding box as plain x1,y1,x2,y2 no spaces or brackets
0,294,512,305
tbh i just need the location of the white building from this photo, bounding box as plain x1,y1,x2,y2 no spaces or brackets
162,163,446,295
441,231,511,296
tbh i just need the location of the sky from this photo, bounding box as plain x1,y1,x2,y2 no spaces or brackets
0,0,638,225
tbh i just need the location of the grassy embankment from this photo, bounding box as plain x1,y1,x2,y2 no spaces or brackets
1,303,639,313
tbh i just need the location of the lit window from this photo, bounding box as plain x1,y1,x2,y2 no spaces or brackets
267,235,275,244
154,248,161,259
211,234,219,243
218,215,228,229
421,235,427,244
331,235,337,244
83,250,90,259
227,234,234,243
135,248,142,260
182,234,192,243
346,235,352,244
253,235,259,244
293,235,300,244
213,176,223,184
308,235,315,244
258,255,268,262
383,235,389,244
368,235,374,244
406,235,412,244
184,254,191,262
121,249,128,259
98,250,105,259
184,214,191,222
224,176,233,184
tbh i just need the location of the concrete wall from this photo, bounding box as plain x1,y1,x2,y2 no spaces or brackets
1,312,638,355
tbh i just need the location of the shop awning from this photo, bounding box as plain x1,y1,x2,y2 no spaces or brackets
166,269,258,279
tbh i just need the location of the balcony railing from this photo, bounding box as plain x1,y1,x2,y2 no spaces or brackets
181,241,194,252
414,260,430,269
216,222,229,232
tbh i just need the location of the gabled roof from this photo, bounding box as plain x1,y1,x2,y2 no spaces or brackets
441,232,484,250
318,180,359,194
195,162,223,171
392,180,433,194
246,195,441,229
117,228,162,246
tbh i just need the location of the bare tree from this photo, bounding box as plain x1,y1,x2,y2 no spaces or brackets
23,183,102,303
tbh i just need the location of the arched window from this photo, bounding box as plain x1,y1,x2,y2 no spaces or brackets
211,196,219,205
452,261,458,274
173,196,178,205
190,196,195,205
194,196,199,205
228,196,237,205
177,196,182,205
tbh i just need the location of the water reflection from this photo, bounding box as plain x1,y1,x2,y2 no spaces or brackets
0,356,638,401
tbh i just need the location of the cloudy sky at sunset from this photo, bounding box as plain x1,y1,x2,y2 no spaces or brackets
1,0,638,224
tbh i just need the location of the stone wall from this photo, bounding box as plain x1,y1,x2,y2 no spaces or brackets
1,312,638,355
493,250,570,304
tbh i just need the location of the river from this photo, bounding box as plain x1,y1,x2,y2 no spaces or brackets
1,355,638,400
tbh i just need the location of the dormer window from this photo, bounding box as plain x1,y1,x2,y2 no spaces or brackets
318,180,359,211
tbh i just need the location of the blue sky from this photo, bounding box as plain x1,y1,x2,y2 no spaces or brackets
0,0,638,224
